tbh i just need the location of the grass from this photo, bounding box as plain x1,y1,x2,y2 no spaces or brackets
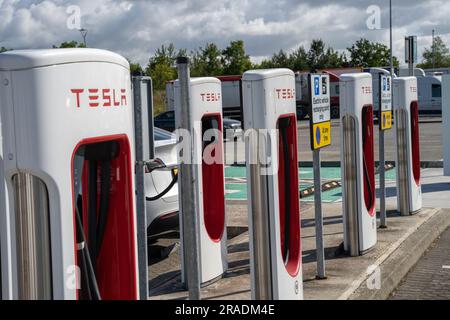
153,90,166,116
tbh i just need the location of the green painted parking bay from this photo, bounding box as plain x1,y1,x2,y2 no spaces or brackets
225,166,396,202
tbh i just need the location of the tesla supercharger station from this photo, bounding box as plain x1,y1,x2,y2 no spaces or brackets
174,77,227,286
393,77,422,215
340,73,377,256
0,49,139,300
243,69,303,300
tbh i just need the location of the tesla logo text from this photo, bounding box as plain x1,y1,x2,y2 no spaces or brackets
200,92,221,102
70,88,127,108
361,86,372,94
410,87,417,93
275,88,295,99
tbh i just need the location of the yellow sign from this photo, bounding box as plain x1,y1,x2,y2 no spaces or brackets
312,121,331,150
380,111,392,130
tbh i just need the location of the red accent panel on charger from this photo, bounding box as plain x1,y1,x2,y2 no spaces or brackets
410,101,421,186
75,135,137,300
277,114,301,277
201,114,225,242
362,106,375,216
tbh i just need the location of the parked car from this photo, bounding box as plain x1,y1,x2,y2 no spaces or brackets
154,110,176,132
146,127,179,240
154,110,243,140
223,118,243,141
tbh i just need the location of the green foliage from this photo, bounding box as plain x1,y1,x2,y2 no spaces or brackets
0,46,11,53
145,44,181,90
257,49,291,69
153,90,166,116
255,40,345,71
289,46,309,71
221,40,252,75
417,36,450,68
190,43,223,77
129,61,144,76
347,38,399,68
307,39,347,70
53,41,86,48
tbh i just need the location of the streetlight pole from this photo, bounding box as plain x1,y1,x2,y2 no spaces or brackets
380,0,394,228
432,29,436,69
79,28,88,47
390,0,393,78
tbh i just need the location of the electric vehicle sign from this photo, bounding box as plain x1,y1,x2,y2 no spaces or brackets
312,121,331,150
309,74,331,150
379,75,392,131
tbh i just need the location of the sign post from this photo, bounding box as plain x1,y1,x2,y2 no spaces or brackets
308,74,331,279
405,36,417,76
379,74,393,228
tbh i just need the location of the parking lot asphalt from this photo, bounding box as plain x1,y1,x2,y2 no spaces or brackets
224,117,443,164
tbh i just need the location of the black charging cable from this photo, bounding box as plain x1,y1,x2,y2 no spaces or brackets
145,159,178,202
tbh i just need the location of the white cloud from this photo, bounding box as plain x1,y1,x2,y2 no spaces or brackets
0,0,449,67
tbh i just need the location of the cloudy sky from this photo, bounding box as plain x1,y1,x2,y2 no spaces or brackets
1,0,449,66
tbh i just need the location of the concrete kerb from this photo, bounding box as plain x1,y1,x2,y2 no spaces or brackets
347,208,450,300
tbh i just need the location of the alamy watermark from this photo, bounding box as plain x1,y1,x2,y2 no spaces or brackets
174,125,280,175
66,5,82,30
366,5,382,30
366,265,381,290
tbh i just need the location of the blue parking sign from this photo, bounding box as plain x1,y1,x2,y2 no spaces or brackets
314,77,320,96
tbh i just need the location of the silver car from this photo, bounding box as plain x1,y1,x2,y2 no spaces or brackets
145,128,179,239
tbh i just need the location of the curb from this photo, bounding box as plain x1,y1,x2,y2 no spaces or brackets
348,208,450,300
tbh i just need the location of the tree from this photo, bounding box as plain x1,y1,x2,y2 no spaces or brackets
145,44,184,90
256,46,309,71
347,38,399,68
257,50,289,69
418,36,450,68
190,43,223,77
221,40,252,75
0,47,11,53
128,61,143,76
53,41,86,48
289,46,309,71
307,39,347,71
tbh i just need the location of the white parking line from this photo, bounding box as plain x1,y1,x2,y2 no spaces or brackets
443,266,450,269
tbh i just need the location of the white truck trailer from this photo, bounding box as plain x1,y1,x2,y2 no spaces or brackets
398,67,442,114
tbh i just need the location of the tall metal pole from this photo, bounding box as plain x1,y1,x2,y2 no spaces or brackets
380,0,393,229
79,28,88,47
432,29,436,69
313,150,326,278
132,77,149,299
177,57,201,300
390,0,393,79
379,93,387,227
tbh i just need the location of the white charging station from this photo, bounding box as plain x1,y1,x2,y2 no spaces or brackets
0,49,139,300
174,77,227,286
243,69,302,300
444,75,450,177
393,77,422,215
0,84,7,300
339,73,377,256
